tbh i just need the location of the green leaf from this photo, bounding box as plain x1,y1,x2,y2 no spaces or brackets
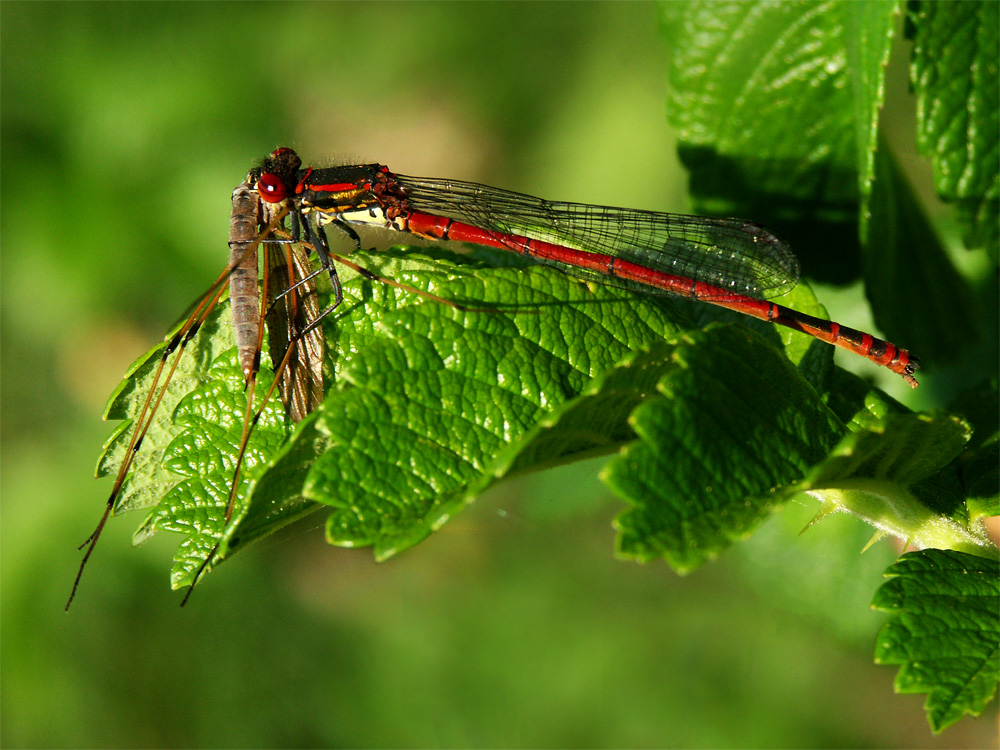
124,326,301,586
658,1,990,365
659,0,906,283
596,319,995,572
96,287,324,586
97,243,993,598
97,244,846,586
841,3,973,359
865,144,977,361
96,247,686,578
97,306,242,517
841,0,897,233
908,0,1000,253
660,1,863,217
302,250,696,559
799,411,996,556
872,549,1000,732
278,249,846,564
606,324,846,571
948,379,1000,520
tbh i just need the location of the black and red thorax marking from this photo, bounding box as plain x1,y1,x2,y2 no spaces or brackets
249,147,407,226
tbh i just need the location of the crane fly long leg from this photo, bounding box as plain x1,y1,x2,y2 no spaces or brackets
66,189,289,610
66,267,232,610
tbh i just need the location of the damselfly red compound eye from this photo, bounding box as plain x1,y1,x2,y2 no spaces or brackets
258,173,287,203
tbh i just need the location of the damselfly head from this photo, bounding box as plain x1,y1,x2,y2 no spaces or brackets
249,147,302,204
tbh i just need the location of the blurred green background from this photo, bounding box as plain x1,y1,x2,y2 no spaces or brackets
1,2,995,747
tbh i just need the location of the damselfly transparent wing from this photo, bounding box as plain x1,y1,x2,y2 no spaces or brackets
393,175,801,300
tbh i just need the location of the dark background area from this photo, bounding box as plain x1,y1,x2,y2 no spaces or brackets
1,3,994,747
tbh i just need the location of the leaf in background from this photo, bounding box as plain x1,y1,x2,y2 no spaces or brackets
908,0,1000,255
872,549,1000,732
865,143,977,362
658,1,989,367
838,2,971,361
962,434,1000,522
841,0,897,230
660,0,868,276
948,379,1000,521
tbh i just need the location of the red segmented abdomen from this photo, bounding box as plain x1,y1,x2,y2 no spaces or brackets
402,210,919,386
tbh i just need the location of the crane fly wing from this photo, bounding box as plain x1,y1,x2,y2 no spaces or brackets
265,243,325,422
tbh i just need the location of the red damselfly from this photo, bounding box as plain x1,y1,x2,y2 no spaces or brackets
254,148,917,386
69,147,919,608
